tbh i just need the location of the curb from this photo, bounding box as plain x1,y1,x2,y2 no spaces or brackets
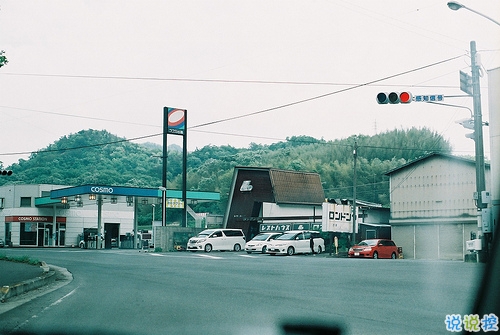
0,262,56,303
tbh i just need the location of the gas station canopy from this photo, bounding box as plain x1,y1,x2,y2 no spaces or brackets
35,184,220,208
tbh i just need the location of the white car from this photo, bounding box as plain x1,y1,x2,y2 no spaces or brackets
245,232,282,254
187,229,246,253
267,230,325,256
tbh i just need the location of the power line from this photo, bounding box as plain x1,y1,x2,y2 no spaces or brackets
0,54,464,131
0,72,461,88
0,55,465,159
0,131,451,160
0,133,162,158
0,105,156,127
188,54,464,129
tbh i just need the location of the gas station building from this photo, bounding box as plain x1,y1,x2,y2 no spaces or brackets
0,184,219,249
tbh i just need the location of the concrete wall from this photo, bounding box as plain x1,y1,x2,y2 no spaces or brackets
154,226,202,251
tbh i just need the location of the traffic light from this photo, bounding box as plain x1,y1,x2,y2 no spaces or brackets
376,92,413,104
1,170,12,176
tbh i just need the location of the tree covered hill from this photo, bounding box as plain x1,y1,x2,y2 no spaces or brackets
1,127,452,214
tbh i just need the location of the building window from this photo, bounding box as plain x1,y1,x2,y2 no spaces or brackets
20,197,32,207
0,197,4,209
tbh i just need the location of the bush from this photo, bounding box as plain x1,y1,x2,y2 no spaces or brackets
0,254,41,265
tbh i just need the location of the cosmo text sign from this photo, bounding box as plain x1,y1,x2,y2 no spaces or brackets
90,186,114,194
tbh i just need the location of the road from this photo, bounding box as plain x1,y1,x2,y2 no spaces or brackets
0,248,483,335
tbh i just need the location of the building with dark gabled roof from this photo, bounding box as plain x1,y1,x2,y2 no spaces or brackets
224,167,325,240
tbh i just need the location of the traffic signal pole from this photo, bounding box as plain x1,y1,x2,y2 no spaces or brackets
471,41,490,260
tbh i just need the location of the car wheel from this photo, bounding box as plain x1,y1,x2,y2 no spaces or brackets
373,251,379,259
287,246,295,256
204,244,212,253
317,246,322,254
233,244,241,252
262,245,267,254
391,252,396,259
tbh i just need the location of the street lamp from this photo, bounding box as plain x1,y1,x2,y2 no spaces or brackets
447,2,500,27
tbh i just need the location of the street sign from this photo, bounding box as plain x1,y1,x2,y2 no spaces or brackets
414,95,444,102
460,71,473,96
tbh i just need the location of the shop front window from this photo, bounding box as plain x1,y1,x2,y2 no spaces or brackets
20,222,37,245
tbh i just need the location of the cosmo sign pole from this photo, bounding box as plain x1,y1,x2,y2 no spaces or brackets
163,107,188,227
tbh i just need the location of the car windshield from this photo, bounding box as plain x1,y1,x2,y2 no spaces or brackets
251,233,272,241
358,240,378,246
197,230,214,238
276,232,299,240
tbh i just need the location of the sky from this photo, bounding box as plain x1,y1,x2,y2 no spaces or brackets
0,0,499,167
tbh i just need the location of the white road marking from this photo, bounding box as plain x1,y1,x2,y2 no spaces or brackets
13,287,79,331
196,254,223,259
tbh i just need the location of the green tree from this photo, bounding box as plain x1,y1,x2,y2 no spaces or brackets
0,50,8,68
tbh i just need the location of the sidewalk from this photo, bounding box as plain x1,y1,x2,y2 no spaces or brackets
0,260,54,302
0,260,45,287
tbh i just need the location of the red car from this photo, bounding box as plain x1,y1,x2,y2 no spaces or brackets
348,239,399,259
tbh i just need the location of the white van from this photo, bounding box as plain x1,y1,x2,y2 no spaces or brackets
187,229,246,253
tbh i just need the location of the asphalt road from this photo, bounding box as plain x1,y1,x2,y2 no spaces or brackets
0,249,483,335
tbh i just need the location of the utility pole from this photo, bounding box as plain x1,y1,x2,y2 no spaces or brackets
471,41,486,208
162,108,168,227
351,138,358,245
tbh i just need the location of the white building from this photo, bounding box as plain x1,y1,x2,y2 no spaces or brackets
385,153,491,260
0,184,134,248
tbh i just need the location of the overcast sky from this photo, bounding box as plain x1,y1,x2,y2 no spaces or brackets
1,0,499,167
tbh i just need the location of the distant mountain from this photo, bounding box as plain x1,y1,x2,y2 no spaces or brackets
0,127,452,212
2,129,163,187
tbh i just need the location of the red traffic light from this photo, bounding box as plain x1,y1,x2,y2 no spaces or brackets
399,92,412,103
376,92,412,104
1,170,12,176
